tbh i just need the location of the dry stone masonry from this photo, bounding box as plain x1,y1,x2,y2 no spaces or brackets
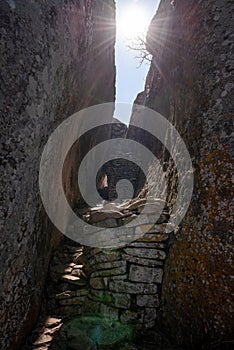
50,197,170,324
83,198,170,330
23,197,174,350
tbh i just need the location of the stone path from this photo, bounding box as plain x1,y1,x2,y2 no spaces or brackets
23,197,181,350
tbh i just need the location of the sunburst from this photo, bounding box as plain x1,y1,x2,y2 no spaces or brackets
118,5,149,41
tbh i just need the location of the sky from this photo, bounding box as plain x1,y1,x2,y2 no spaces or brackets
115,0,160,123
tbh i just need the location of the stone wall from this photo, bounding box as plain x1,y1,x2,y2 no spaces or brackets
84,221,169,330
103,119,145,201
130,0,233,347
0,1,115,349
45,198,171,332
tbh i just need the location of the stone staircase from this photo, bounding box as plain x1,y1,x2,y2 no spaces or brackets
46,243,88,318
23,197,179,350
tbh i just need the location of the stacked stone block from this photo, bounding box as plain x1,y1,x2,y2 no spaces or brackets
82,198,171,329
23,198,172,348
42,198,171,332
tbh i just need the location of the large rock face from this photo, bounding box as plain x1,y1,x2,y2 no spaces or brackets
0,0,115,349
129,0,233,347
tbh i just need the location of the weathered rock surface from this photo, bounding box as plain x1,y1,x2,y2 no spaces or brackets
128,0,234,347
0,1,115,348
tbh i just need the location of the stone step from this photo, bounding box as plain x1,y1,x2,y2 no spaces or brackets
61,274,87,286
23,317,63,350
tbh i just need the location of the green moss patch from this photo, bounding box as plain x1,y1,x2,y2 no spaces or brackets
61,314,135,349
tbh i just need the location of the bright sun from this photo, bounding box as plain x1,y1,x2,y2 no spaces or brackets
118,5,149,41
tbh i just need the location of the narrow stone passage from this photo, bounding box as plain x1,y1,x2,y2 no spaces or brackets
2,0,233,349
22,197,180,350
